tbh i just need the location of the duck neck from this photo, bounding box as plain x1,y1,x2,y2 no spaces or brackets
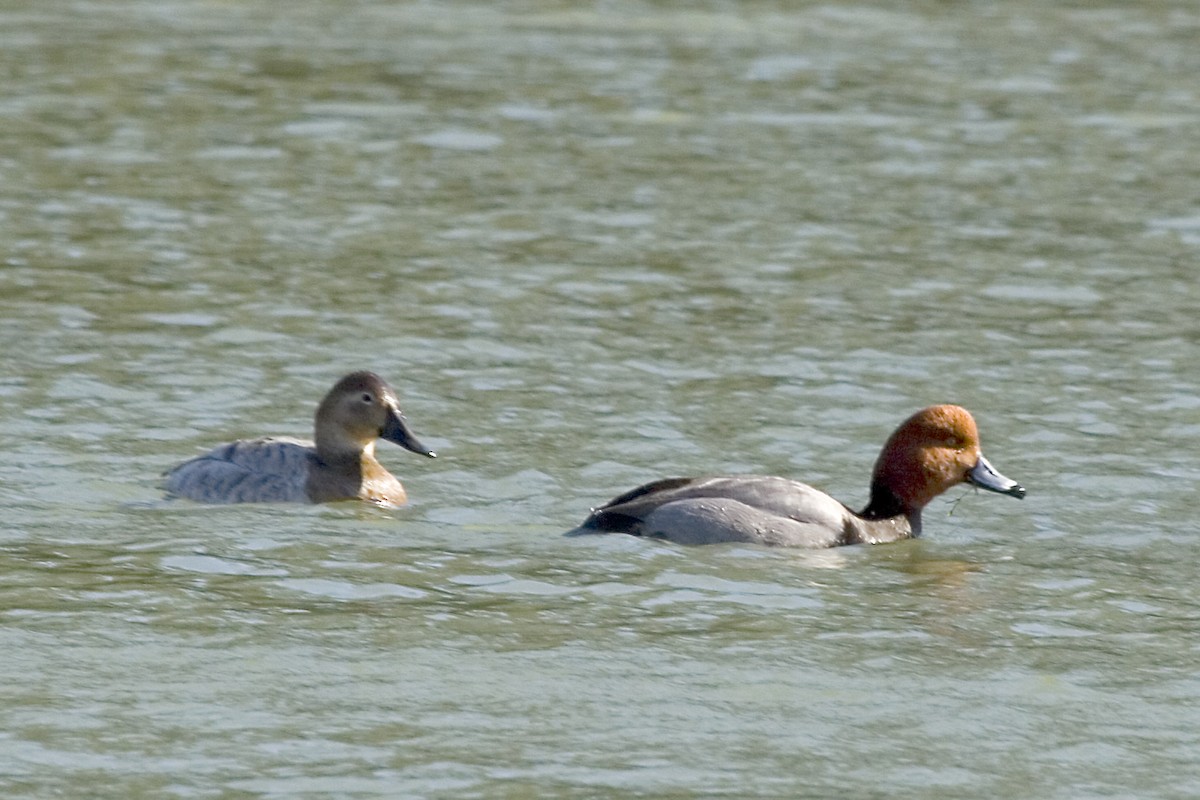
859,481,923,537
315,431,374,467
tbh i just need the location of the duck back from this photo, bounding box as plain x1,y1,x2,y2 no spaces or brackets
572,475,856,547
164,437,314,504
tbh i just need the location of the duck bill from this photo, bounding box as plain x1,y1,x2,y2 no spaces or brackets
967,454,1025,498
381,409,437,458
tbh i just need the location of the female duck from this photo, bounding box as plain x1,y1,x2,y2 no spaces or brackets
571,405,1024,547
164,371,436,507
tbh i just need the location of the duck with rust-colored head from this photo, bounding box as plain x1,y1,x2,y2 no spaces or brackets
570,405,1024,547
164,371,436,507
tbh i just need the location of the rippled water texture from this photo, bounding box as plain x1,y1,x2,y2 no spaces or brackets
2,2,1200,797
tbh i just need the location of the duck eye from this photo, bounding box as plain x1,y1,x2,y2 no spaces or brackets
361,393,373,403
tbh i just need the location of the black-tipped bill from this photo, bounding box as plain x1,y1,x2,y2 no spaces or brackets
968,454,1024,499
381,408,436,458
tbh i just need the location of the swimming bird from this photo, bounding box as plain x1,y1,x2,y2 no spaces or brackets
570,404,1024,547
164,371,435,507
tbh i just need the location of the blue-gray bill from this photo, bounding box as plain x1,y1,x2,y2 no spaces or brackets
967,454,1024,498
382,409,437,458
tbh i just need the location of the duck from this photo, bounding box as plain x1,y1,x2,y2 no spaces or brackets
569,404,1024,547
163,371,436,507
